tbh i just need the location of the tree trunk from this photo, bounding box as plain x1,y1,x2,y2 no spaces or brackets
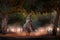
52,9,60,36
2,14,8,34
23,13,34,33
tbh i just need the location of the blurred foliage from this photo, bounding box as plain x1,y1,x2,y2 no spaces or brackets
0,9,60,28
0,0,60,27
8,13,26,26
32,13,51,28
22,0,57,13
0,0,25,16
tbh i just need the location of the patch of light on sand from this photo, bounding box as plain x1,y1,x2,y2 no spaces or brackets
57,27,60,32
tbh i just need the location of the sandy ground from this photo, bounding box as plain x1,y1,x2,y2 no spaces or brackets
0,27,48,37
0,24,58,38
